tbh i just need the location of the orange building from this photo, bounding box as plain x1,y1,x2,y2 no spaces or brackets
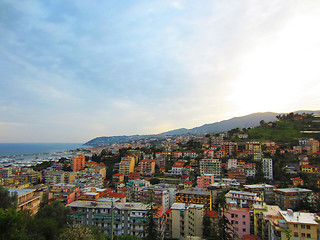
139,159,156,176
71,155,86,172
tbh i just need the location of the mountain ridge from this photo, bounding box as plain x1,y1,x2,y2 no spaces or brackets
85,110,319,146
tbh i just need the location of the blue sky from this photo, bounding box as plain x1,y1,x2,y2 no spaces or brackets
1,0,320,143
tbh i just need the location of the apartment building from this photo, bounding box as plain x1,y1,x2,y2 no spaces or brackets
72,155,86,172
139,185,170,212
222,142,238,156
225,190,263,208
49,183,80,204
167,203,204,239
8,188,40,215
119,156,135,176
246,141,262,161
262,158,273,180
200,159,221,178
68,201,164,238
138,159,155,176
243,183,275,204
197,174,215,188
225,204,250,239
274,188,312,210
175,188,212,210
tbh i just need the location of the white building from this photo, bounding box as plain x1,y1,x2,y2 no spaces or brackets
262,158,273,180
228,159,238,170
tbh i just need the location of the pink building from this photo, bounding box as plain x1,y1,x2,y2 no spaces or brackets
225,204,250,239
197,174,214,188
204,149,215,158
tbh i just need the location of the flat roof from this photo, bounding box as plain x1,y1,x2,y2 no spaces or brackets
8,188,35,196
274,188,312,193
67,200,148,210
171,202,204,210
244,184,274,189
280,211,319,225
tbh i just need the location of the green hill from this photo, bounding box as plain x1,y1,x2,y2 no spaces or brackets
248,113,319,145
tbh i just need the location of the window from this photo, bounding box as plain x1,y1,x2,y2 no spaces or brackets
231,214,234,218
301,233,305,237
243,222,246,225
306,225,310,229
294,232,298,237
243,228,246,232
294,224,298,228
301,224,305,229
242,215,246,218
307,233,311,238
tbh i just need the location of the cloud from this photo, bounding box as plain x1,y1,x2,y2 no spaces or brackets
1,0,320,142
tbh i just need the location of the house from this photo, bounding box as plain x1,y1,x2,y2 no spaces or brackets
292,177,304,186
8,188,40,215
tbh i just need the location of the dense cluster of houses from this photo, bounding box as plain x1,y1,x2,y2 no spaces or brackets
1,126,320,239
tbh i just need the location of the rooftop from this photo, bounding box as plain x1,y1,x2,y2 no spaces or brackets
280,210,319,225
171,202,204,210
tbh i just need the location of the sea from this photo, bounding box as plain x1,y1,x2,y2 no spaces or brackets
0,143,91,167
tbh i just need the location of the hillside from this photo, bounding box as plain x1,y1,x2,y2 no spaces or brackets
247,112,320,144
85,111,319,146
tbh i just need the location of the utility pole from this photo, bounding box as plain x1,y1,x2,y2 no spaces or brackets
111,200,114,240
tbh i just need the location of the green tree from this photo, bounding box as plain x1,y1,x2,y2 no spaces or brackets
0,207,26,240
213,191,236,240
36,200,72,239
0,186,17,210
59,224,95,240
142,193,160,240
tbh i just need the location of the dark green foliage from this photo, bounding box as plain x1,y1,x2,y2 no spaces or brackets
149,178,160,185
59,224,108,240
116,235,140,240
0,186,17,210
210,191,236,240
0,207,26,240
142,194,160,240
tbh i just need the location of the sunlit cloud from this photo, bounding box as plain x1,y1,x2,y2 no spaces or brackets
0,0,319,142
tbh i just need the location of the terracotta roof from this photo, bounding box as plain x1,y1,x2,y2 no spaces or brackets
184,181,193,185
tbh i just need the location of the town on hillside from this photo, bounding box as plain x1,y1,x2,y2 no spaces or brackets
1,112,320,240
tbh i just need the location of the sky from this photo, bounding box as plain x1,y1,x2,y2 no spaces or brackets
1,0,320,143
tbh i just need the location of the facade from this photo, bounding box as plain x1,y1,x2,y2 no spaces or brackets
222,142,238,156
246,142,262,161
126,179,151,202
228,159,238,170
225,190,263,208
168,203,204,239
252,204,281,240
274,188,312,210
243,184,275,204
197,174,215,188
68,201,164,238
139,185,170,212
72,155,86,172
175,188,212,210
49,183,80,204
119,156,135,176
8,188,40,215
199,159,221,178
225,204,250,239
139,159,155,176
261,158,273,180
244,163,256,178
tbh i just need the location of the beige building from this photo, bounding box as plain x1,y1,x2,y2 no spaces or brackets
9,188,40,215
168,203,204,239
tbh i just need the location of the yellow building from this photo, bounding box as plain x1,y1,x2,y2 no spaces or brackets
301,165,320,173
175,188,212,210
119,156,135,176
278,210,320,240
9,188,40,215
168,203,204,239
215,149,227,158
